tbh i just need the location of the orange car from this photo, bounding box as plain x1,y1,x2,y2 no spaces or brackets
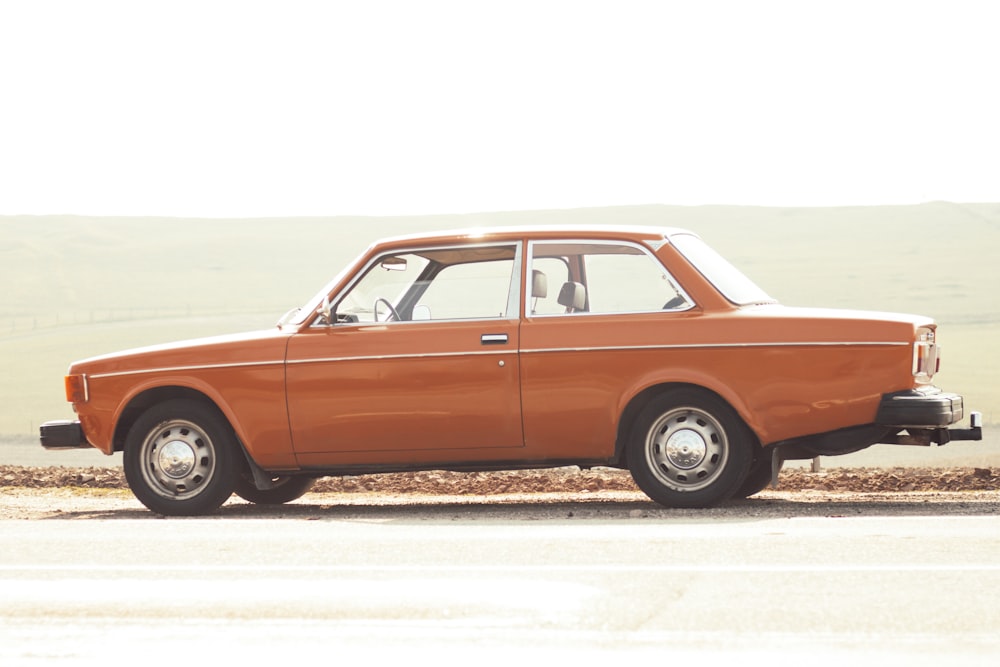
40,226,982,515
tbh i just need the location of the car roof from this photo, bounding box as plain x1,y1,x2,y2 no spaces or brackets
373,224,697,248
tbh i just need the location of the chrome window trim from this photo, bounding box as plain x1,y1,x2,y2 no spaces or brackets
523,307,694,320
506,241,524,319
288,349,513,366
316,240,523,327
329,316,522,329
643,238,669,252
526,238,695,318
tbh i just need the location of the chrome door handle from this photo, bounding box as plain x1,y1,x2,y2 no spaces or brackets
481,333,508,345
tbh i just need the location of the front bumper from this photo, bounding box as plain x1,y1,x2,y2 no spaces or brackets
876,387,983,445
39,420,90,450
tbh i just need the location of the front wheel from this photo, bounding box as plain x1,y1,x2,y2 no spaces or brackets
627,389,754,508
123,399,239,516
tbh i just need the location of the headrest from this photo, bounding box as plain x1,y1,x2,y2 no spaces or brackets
531,269,548,299
557,281,586,311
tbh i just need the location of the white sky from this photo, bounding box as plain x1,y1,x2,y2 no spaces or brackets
1,0,998,217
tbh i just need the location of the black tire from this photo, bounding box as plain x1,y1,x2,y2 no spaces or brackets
733,450,781,498
123,399,238,516
233,474,315,505
627,388,754,508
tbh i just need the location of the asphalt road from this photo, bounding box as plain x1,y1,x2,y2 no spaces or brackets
2,506,999,665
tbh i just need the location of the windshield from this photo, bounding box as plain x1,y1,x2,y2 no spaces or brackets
277,263,355,328
669,233,775,305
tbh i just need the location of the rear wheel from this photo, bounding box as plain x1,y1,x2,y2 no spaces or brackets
733,451,781,498
233,474,315,505
123,399,238,516
627,389,754,508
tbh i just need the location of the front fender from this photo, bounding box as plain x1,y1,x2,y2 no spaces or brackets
107,371,297,469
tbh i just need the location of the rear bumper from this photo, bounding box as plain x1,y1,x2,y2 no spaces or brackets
876,387,982,444
876,386,964,426
39,420,90,450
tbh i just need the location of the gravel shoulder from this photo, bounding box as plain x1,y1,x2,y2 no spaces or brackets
2,465,998,520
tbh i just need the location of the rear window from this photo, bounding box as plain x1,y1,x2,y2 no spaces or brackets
670,233,775,306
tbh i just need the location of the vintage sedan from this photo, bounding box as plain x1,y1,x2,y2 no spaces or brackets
40,226,982,515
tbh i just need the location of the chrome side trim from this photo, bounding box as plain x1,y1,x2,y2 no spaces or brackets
520,341,907,354
288,340,909,367
85,341,904,378
88,360,285,380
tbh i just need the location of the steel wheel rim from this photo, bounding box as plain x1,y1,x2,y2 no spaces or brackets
645,407,729,492
139,419,217,500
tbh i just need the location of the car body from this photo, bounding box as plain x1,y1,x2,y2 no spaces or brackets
40,225,982,514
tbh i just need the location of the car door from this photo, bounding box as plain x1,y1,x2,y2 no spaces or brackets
285,241,524,466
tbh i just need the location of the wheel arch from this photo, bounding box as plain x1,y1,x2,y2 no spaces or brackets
112,385,243,455
613,382,762,468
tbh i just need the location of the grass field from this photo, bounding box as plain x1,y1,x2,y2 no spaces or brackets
2,203,997,450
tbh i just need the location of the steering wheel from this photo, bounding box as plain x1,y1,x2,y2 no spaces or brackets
663,295,688,310
373,297,401,322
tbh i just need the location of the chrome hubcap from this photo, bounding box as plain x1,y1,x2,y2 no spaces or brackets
158,440,197,478
646,407,728,492
665,429,708,470
140,419,216,500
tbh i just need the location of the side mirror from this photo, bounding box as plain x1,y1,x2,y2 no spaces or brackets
276,307,301,327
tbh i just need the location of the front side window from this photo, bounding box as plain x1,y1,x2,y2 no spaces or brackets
529,241,691,316
333,243,518,323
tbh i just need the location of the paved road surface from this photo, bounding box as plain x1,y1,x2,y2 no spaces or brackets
2,508,999,665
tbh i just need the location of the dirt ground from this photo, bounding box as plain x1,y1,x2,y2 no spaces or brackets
2,465,999,520
2,464,998,493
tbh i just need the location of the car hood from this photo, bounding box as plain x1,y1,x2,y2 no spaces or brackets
68,328,291,376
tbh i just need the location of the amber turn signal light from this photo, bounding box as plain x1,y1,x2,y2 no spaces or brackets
64,374,89,403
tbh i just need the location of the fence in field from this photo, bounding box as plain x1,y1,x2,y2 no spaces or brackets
2,307,283,335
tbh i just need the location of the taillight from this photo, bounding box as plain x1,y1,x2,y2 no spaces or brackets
912,328,939,383
64,374,89,403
